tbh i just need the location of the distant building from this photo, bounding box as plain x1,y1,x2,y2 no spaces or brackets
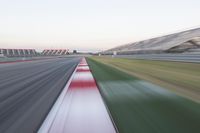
41,49,69,56
73,50,77,54
0,49,37,57
102,28,200,55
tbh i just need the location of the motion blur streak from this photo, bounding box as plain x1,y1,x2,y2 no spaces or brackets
87,58,200,133
0,57,80,133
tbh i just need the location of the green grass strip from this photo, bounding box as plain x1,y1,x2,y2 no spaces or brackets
89,57,200,102
87,58,200,133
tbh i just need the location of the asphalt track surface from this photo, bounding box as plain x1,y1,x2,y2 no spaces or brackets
0,57,80,133
88,58,200,133
114,53,200,63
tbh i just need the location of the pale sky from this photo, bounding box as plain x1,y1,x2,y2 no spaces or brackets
0,0,200,52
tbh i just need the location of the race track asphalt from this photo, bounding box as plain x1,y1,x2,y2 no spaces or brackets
0,57,80,133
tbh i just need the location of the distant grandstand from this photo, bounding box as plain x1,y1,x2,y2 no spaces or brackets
0,49,37,57
0,48,70,57
103,28,200,55
41,49,69,56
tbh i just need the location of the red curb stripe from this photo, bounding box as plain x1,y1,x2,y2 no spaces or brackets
78,64,88,66
40,57,116,133
69,80,97,88
76,69,90,71
76,69,90,72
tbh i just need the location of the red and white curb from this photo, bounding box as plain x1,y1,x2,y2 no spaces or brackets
38,58,116,133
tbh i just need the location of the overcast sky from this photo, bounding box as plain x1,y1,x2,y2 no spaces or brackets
0,0,200,52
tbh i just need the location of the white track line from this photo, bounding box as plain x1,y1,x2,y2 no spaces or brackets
38,64,78,133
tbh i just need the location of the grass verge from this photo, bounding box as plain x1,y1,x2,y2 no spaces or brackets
87,57,200,133
88,56,200,102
